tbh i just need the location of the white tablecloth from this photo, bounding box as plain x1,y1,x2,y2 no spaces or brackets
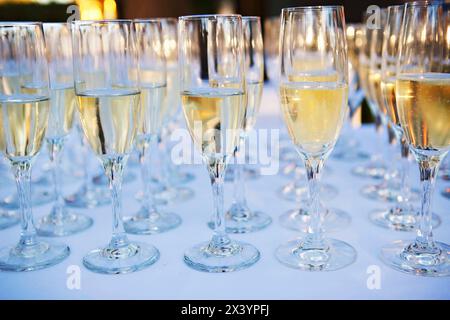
0,84,449,300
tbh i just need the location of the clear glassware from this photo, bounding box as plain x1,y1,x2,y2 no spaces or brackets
72,20,159,274
123,19,182,235
0,22,70,271
64,122,111,209
333,23,370,162
276,6,356,271
211,16,272,234
145,18,195,205
179,14,260,272
35,23,93,237
352,14,389,180
370,5,440,231
380,1,450,276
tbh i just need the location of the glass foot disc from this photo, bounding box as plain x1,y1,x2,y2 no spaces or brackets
83,242,159,274
276,238,356,271
0,241,70,272
369,208,441,232
279,207,351,233
278,183,338,202
36,212,93,237
380,240,450,277
184,240,260,273
65,186,111,209
0,210,19,230
124,210,182,235
208,209,272,234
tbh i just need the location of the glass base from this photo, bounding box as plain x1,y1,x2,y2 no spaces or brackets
369,208,441,232
279,206,351,233
361,184,420,202
352,164,387,180
278,182,338,202
380,240,450,277
154,186,195,204
92,170,137,186
83,241,159,274
0,188,54,210
124,208,182,235
225,166,259,182
184,238,260,273
276,238,356,271
134,190,168,206
208,204,271,234
65,185,111,209
0,240,70,272
36,208,93,237
0,210,19,230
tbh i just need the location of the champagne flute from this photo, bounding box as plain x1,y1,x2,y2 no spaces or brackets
150,18,195,204
219,16,271,233
276,6,356,271
123,19,182,235
372,4,440,231
381,1,450,276
277,7,350,234
36,23,93,236
352,13,389,180
72,20,159,274
179,14,260,272
0,22,70,271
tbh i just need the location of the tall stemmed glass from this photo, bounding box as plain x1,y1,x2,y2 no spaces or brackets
36,23,93,236
276,6,356,271
277,7,350,234
220,16,271,233
0,22,70,271
72,20,159,274
179,14,260,272
372,5,440,231
123,19,181,234
381,1,450,276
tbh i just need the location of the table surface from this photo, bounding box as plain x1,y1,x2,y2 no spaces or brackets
0,84,449,300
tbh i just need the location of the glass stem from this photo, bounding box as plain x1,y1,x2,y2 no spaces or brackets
139,135,157,216
12,160,37,248
80,129,94,195
103,156,129,249
414,156,442,248
398,134,411,210
207,157,231,248
48,138,66,219
233,148,247,208
304,157,325,247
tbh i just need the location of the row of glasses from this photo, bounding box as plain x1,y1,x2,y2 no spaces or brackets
381,1,450,276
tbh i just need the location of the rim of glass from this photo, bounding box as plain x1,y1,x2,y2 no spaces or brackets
405,0,443,6
179,14,242,21
72,19,133,25
134,17,177,23
243,16,260,21
0,21,42,27
282,5,344,12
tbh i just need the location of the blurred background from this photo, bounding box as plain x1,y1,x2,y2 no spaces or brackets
0,0,406,22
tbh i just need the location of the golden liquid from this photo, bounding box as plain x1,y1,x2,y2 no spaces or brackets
396,73,450,151
181,88,245,157
46,85,76,139
381,78,399,127
280,82,348,156
368,69,388,117
244,80,263,132
140,84,167,136
0,94,50,160
77,88,141,157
